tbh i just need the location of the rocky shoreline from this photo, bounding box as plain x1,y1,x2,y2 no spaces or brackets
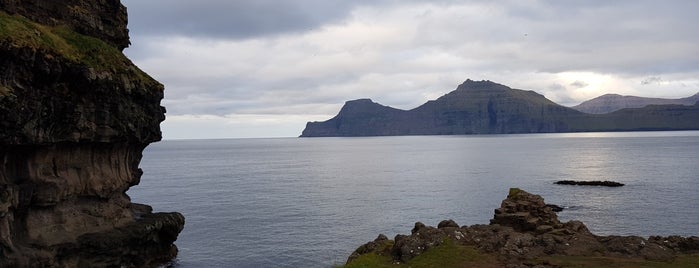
345,188,699,267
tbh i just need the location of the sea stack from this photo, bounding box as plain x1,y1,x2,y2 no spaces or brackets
0,0,184,266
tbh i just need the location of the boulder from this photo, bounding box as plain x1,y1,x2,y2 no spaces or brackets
490,188,561,232
554,180,625,187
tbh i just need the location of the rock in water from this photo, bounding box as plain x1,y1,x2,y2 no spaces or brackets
555,180,625,187
0,0,184,266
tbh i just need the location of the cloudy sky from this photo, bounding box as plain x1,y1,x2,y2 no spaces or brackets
121,0,699,139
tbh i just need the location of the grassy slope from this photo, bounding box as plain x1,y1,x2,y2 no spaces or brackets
342,239,501,268
0,11,155,88
341,239,699,268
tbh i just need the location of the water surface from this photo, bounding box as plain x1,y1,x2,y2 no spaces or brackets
128,131,699,267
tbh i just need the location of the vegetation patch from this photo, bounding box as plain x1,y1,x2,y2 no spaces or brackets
343,239,501,268
0,11,152,80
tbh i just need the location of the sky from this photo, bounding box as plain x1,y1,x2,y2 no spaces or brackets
121,0,699,139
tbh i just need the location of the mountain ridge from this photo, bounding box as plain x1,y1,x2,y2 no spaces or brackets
301,79,699,137
572,92,699,114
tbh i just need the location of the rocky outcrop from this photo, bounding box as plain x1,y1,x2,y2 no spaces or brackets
346,188,699,267
0,1,184,267
301,80,699,137
573,93,699,114
555,180,625,187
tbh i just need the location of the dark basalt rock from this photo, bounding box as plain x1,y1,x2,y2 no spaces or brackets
346,188,698,266
555,180,625,187
545,203,564,212
437,219,459,229
0,1,184,266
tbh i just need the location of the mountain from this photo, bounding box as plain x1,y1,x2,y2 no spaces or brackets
301,79,699,137
572,93,699,114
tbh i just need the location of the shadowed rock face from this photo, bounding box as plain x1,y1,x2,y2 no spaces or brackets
346,188,699,267
0,0,184,266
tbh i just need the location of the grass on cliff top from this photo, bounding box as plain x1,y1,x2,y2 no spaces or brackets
0,11,153,81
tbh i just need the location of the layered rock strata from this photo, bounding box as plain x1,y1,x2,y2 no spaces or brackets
301,80,699,137
347,188,699,267
0,0,184,267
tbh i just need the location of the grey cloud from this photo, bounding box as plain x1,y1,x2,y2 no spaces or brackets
548,83,566,91
570,80,588,88
123,0,699,121
641,76,662,85
122,0,469,40
122,0,366,39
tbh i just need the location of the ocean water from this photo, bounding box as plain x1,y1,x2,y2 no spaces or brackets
127,131,699,268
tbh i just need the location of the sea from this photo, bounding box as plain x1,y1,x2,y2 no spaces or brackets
127,131,699,268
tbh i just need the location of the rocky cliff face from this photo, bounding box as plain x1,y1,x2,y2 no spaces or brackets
302,80,582,137
0,1,184,267
573,93,699,114
301,80,699,137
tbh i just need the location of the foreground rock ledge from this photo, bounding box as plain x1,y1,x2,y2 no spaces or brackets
346,188,699,267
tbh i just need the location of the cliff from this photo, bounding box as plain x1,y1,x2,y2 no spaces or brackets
301,80,699,137
573,93,699,114
0,1,184,267
344,189,699,267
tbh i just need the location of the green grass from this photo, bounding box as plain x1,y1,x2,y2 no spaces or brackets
0,11,154,82
342,238,699,268
343,239,501,268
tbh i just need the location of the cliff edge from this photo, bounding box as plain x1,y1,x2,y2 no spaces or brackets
0,0,184,267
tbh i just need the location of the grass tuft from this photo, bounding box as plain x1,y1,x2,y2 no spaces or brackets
343,239,501,268
0,11,155,84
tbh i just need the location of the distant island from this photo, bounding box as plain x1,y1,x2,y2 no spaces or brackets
301,79,699,137
573,92,699,114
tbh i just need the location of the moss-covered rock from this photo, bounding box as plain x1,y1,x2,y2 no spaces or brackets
344,189,699,268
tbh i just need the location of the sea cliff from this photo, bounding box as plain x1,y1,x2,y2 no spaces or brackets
0,0,184,266
301,80,699,137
